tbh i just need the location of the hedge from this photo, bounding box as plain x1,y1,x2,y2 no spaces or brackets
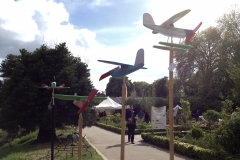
141,133,230,160
95,122,234,160
95,122,197,134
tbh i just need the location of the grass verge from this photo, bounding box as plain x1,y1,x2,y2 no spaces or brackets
0,128,103,160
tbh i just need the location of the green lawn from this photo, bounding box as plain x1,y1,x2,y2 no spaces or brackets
0,128,103,160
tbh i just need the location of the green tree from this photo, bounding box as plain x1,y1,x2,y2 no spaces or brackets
0,43,94,141
215,113,240,156
175,27,225,111
105,77,134,97
133,81,150,98
153,77,168,98
179,99,191,125
174,6,240,113
217,6,240,108
203,110,221,130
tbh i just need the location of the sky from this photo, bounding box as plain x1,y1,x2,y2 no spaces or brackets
0,0,239,92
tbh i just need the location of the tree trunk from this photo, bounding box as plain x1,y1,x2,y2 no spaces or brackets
37,127,56,142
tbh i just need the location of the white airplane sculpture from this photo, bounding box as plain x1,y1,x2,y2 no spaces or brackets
143,9,202,43
143,9,202,52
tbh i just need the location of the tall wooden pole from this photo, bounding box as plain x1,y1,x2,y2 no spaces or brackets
51,102,55,160
169,47,174,160
51,77,56,160
120,77,127,160
78,114,83,160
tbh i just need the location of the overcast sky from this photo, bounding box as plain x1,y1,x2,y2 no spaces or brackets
0,0,239,92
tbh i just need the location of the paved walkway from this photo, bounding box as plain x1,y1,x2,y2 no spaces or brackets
83,126,192,160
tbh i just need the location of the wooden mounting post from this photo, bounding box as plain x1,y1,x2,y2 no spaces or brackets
78,114,83,160
169,47,174,160
120,77,127,160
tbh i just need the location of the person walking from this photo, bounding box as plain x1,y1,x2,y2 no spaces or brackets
137,109,145,124
173,103,182,125
126,105,136,144
144,110,150,124
195,110,200,121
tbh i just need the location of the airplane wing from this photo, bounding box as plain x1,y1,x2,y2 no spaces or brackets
40,83,70,89
98,60,132,68
161,9,191,26
153,45,187,53
159,41,193,49
54,94,106,102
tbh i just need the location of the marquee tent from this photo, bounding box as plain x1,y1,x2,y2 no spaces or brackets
94,96,122,110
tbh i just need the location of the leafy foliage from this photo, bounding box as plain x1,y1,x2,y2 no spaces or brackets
133,81,151,98
0,43,94,140
215,114,240,155
190,127,204,139
152,77,168,98
179,99,191,127
105,77,134,97
203,110,221,130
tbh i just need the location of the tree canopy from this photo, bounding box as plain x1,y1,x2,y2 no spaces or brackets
133,81,151,98
105,77,134,97
152,77,168,98
170,6,240,113
0,43,95,140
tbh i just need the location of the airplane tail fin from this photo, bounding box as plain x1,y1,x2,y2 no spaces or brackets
134,49,144,66
185,22,202,44
143,13,155,26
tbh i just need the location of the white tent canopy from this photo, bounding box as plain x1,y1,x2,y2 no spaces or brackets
94,96,122,110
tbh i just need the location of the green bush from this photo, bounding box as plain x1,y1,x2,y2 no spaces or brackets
107,113,121,124
190,127,204,139
136,124,149,129
155,97,168,107
215,114,240,155
203,110,221,130
141,132,228,160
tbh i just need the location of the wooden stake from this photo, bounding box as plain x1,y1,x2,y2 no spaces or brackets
120,82,127,160
169,47,174,160
78,114,83,160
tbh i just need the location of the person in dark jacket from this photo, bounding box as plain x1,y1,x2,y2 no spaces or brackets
126,105,136,144
144,110,150,124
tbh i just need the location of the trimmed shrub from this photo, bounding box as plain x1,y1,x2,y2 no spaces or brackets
141,132,228,160
215,114,240,156
190,127,204,139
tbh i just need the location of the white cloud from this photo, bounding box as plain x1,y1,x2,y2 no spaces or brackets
90,0,112,7
0,0,100,58
89,0,239,92
147,0,238,31
0,0,109,90
0,0,239,93
54,0,112,12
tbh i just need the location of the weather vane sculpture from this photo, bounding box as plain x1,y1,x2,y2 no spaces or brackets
143,9,202,160
54,90,106,160
98,48,147,160
38,77,70,160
